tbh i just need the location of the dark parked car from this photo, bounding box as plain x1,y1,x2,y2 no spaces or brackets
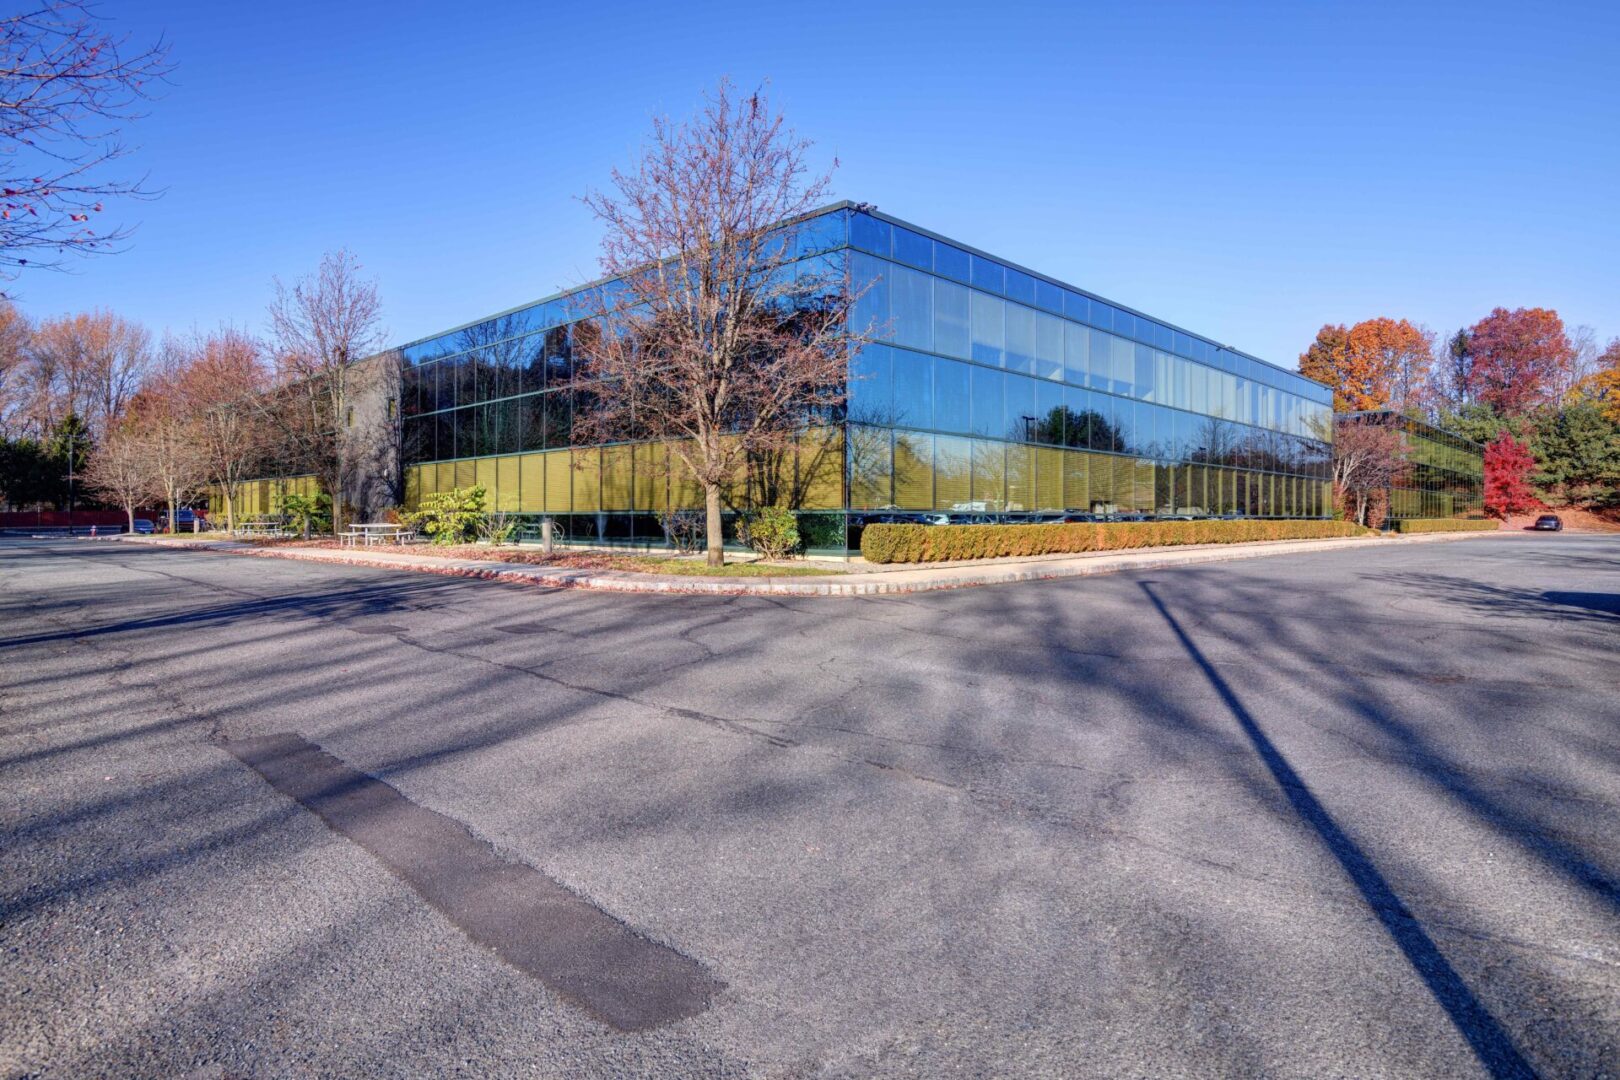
1532,514,1563,531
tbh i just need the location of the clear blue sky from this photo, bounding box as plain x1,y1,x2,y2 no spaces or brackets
18,0,1619,369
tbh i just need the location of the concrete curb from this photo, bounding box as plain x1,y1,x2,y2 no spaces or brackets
109,529,1514,597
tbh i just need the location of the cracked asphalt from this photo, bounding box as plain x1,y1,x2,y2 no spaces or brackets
1,533,1617,1078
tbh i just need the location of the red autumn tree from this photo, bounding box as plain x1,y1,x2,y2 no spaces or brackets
1462,307,1573,416
1482,432,1540,518
1299,317,1431,413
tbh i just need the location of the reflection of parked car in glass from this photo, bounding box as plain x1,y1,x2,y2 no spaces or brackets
1532,514,1563,531
1061,512,1098,523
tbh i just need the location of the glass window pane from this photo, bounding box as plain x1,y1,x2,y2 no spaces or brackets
934,436,971,510
851,252,889,341
893,347,933,429
851,212,890,255
1004,268,1036,305
1065,322,1090,386
894,432,933,509
1088,328,1112,390
1005,372,1037,442
848,344,892,425
1004,303,1035,374
892,227,932,270
934,243,970,283
1135,344,1155,401
970,364,1005,438
1036,313,1064,381
971,255,1004,294
1034,379,1064,445
1110,335,1134,396
933,279,970,359
933,357,971,434
1036,279,1064,314
970,291,1004,366
1064,386,1090,448
891,265,932,352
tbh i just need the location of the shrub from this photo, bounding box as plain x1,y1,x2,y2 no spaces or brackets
860,519,1369,564
402,485,487,545
738,505,801,560
1390,518,1498,534
657,509,704,554
477,510,518,545
282,492,332,539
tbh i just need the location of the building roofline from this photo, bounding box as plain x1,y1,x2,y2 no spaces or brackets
390,198,1328,398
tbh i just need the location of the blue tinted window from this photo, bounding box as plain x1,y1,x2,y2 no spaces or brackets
1004,268,1037,305
970,291,1003,366
1035,279,1064,314
1004,373,1037,442
850,212,890,255
850,252,889,341
970,255,1004,293
849,344,892,423
1036,312,1064,381
892,348,933,429
1004,303,1036,374
1113,308,1136,339
1090,301,1116,331
933,279,970,359
892,227,932,270
934,243,970,283
890,264,933,352
1064,290,1090,322
1064,322,1090,386
1063,386,1090,448
1173,332,1193,357
969,365,1005,437
1088,328,1113,390
1035,379,1064,445
933,358,971,434
1135,344,1155,400
789,209,847,257
1154,323,1173,350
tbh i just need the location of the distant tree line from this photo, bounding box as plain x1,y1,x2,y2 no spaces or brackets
1301,308,1620,522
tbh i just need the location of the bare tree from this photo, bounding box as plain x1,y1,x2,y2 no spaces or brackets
0,298,30,435
264,249,384,535
79,412,143,530
24,308,150,435
0,1,171,280
131,360,203,532
1332,415,1407,527
574,80,856,566
176,326,269,533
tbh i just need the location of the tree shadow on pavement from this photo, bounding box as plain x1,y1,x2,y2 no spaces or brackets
1137,579,1537,1080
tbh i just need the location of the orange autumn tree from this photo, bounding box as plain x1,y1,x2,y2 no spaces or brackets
1299,317,1433,413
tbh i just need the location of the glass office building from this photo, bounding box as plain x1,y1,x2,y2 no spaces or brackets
396,203,1336,553
1340,411,1484,520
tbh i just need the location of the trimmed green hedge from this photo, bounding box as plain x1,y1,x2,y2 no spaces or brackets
1390,518,1498,534
860,519,1370,564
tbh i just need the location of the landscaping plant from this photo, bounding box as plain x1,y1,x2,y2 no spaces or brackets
402,485,487,546
861,519,1369,564
738,505,800,561
282,492,332,539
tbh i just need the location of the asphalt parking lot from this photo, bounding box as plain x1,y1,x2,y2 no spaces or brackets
2,534,1617,1077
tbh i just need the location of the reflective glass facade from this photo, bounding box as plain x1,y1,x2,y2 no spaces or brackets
395,203,1336,552
1342,411,1484,520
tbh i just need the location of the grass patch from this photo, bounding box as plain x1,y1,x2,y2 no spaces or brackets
617,557,839,577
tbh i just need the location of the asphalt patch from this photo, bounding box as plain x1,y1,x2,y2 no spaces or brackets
226,732,722,1032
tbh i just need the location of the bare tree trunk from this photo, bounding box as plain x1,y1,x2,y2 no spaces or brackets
705,483,724,567
224,490,235,534
125,504,134,533
167,492,176,535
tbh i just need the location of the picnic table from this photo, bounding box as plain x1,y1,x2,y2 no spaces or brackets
237,519,286,537
341,522,415,547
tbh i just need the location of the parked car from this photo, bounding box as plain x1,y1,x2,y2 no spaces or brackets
1061,512,1098,523
131,519,155,534
1532,514,1563,531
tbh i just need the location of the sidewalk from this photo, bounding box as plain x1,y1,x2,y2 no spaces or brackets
115,529,1512,597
